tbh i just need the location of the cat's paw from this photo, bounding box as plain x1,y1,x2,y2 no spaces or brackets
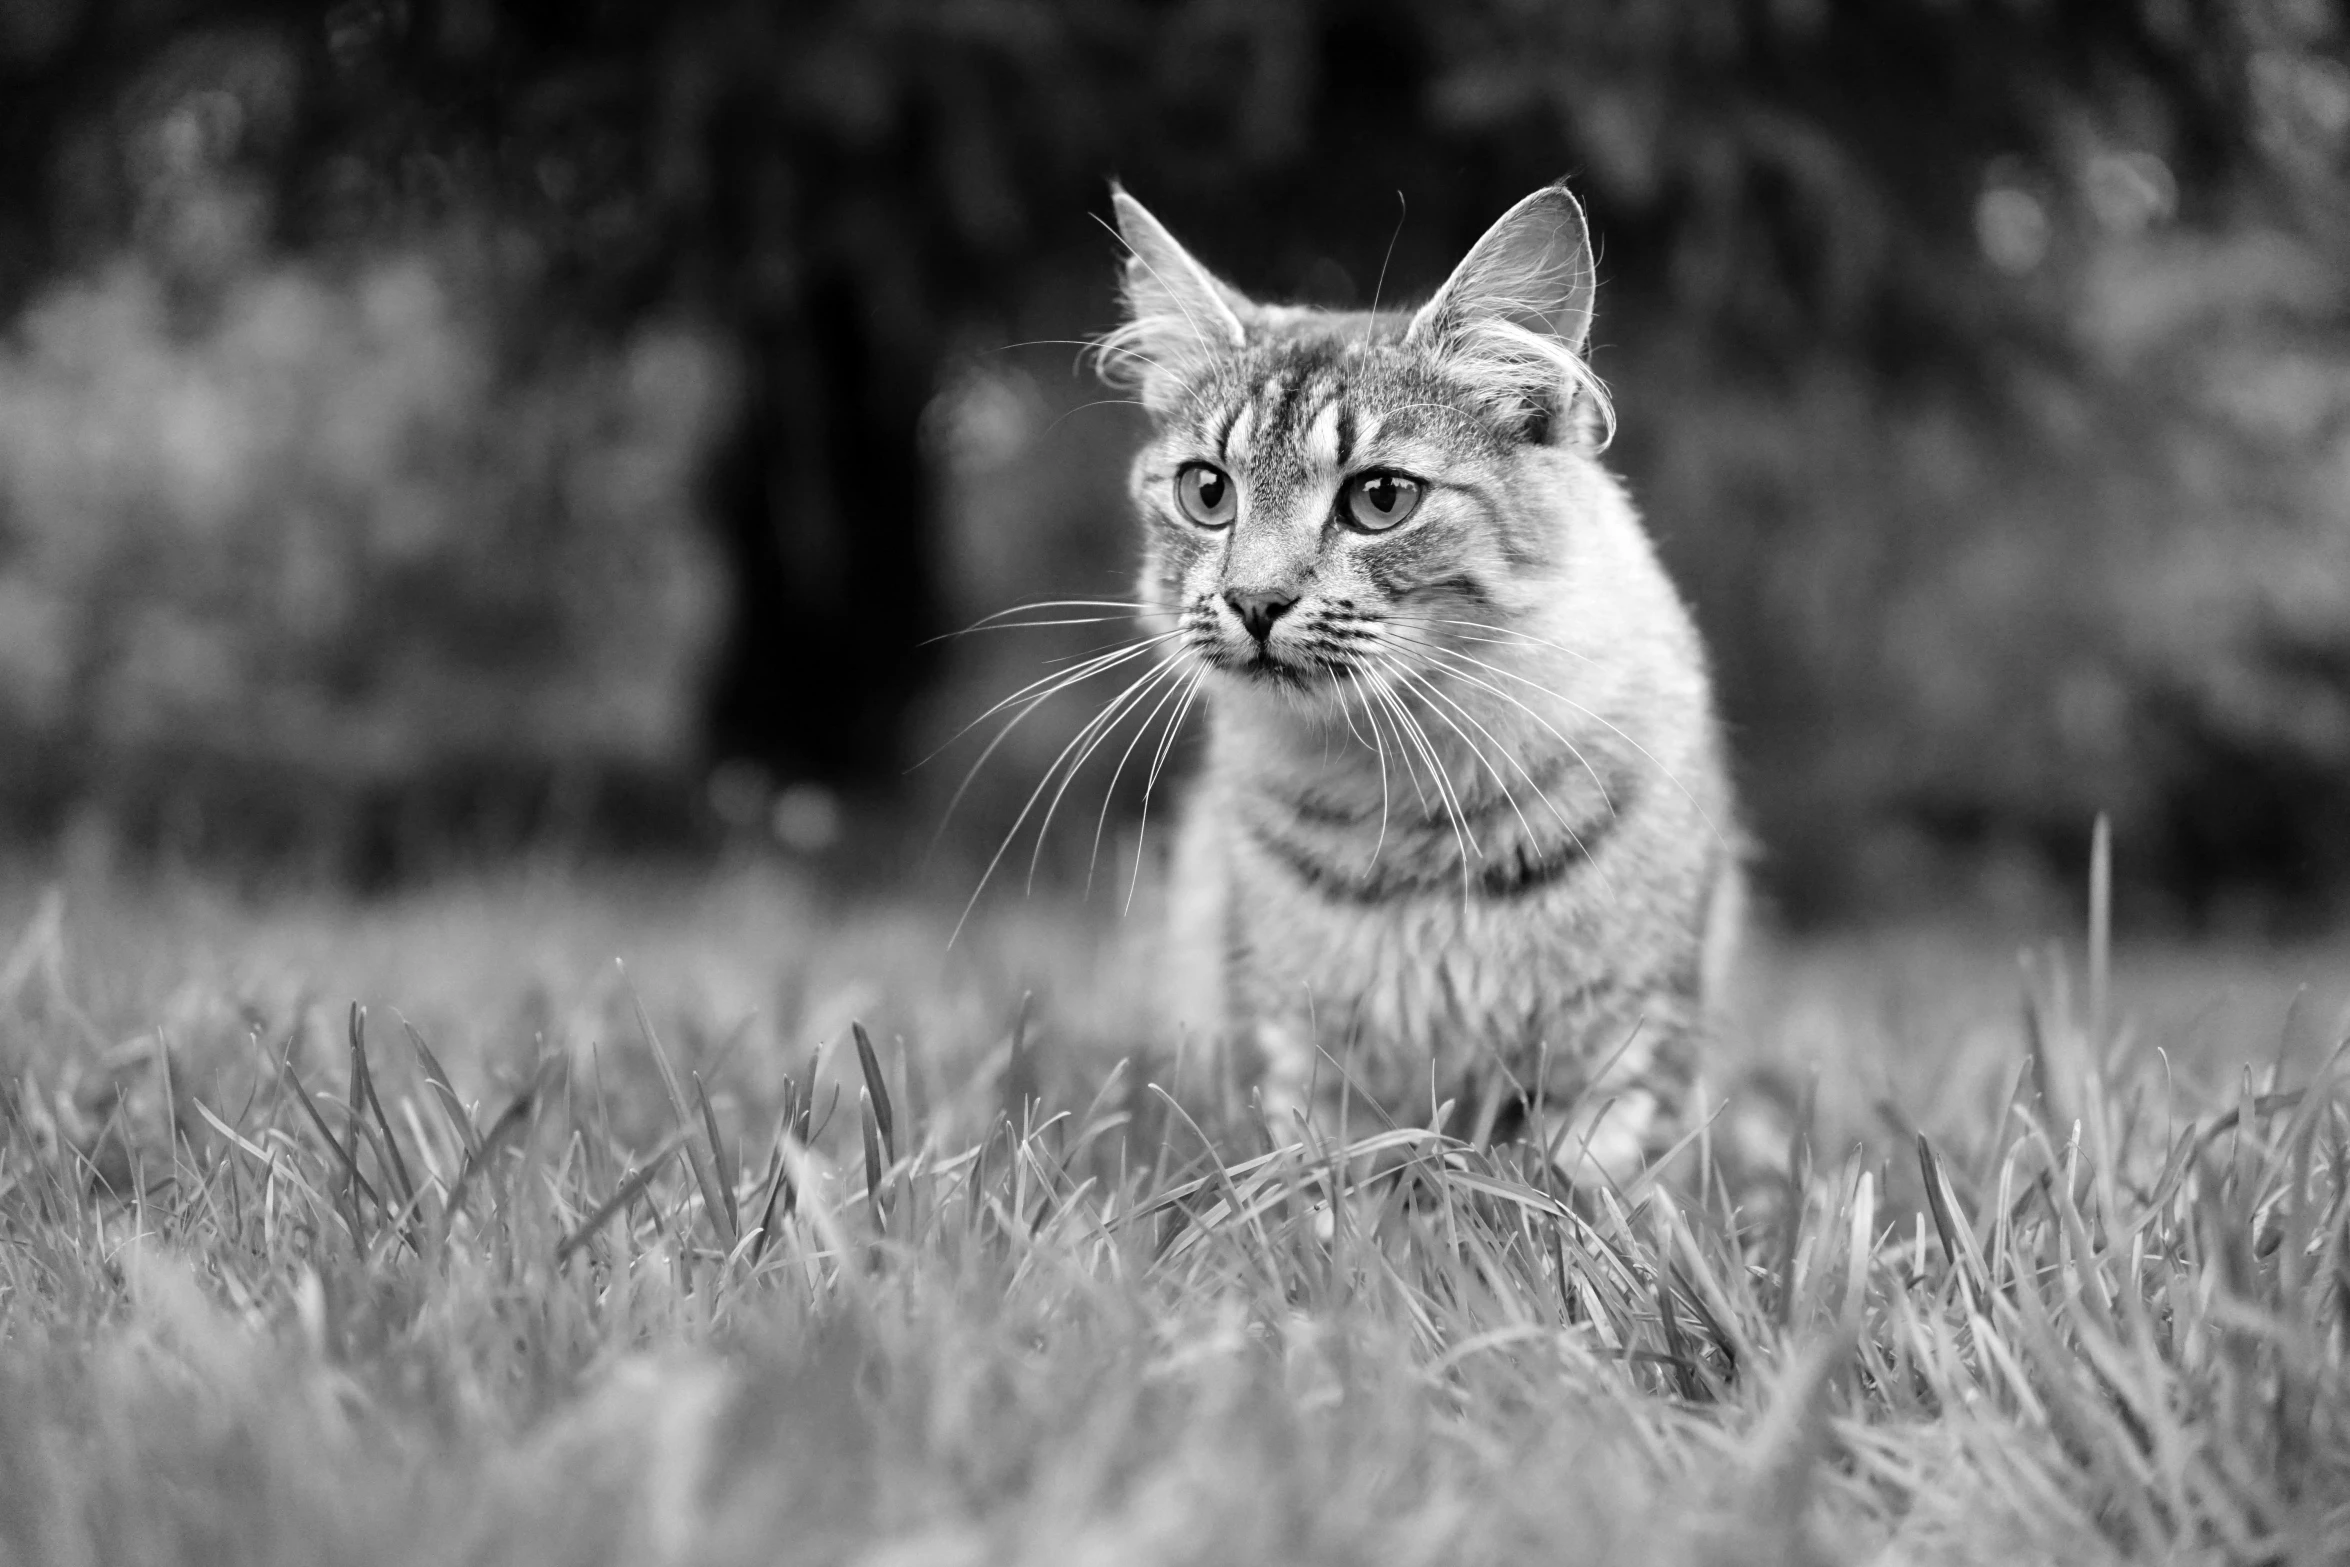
1539,1088,1662,1191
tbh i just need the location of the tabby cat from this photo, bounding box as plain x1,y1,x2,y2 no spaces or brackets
1099,183,1742,1184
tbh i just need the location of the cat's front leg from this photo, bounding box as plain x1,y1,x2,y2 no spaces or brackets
1534,1004,1699,1191
1539,1088,1662,1190
1252,1015,1318,1142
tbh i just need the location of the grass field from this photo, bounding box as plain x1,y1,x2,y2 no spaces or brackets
1,861,2347,1565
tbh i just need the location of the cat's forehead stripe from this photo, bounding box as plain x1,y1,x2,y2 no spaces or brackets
1215,340,1458,469
1222,401,1259,455
1304,398,1345,469
1259,371,1301,449
1222,369,1299,463
1223,398,1258,461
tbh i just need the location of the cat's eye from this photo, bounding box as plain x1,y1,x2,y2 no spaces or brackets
1342,472,1424,532
1175,463,1236,528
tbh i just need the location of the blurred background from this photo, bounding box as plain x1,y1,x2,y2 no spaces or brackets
1,0,2346,933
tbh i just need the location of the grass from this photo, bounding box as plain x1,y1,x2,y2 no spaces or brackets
1,856,2347,1565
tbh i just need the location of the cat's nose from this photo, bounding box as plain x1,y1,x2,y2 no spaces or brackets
1224,588,1298,644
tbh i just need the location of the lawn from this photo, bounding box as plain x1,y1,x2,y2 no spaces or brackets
0,862,2345,1565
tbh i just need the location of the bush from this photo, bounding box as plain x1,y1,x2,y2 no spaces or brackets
1631,224,2350,927
0,244,731,867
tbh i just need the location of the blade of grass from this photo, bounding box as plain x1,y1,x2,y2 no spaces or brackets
191,1097,273,1166
442,1075,545,1230
2133,1091,2305,1231
1656,1271,1702,1401
278,1052,400,1254
853,1021,897,1169
860,1088,888,1230
746,1133,794,1265
1919,1134,1984,1307
1144,1084,1283,1293
1001,991,1037,1121
693,1072,739,1237
627,981,737,1253
349,1005,415,1213
399,1015,481,1159
1843,1166,1876,1329
554,1128,686,1263
2088,812,2111,1052
344,1004,367,1226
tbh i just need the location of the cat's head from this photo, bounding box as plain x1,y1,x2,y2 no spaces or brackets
1100,184,1614,708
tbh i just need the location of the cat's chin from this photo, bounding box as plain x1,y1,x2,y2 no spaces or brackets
1204,652,1360,717
1209,647,1321,686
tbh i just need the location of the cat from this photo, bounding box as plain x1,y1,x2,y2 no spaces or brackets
1096,182,1743,1186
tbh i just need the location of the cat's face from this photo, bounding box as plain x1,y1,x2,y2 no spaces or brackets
1128,322,1554,696
1105,186,1610,712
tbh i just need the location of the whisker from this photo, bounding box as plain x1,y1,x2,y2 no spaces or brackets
945,628,1172,730
924,633,1178,769
951,654,1186,945
1419,617,1599,668
1087,658,1204,893
1322,641,1435,818
1041,397,1152,439
1377,669,1479,897
1126,667,1210,914
1388,657,1612,880
1380,625,1617,820
1339,668,1394,870
1387,662,1547,854
1036,629,1190,669
1416,640,1727,850
1027,657,1195,893
1430,676,1611,840
921,614,1144,647
966,598,1152,627
1360,673,1436,818
1365,189,1406,326
1382,673,1482,864
926,635,1181,869
1391,661,1591,889
1362,661,1478,884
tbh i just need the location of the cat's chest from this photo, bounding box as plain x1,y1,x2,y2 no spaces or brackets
1223,828,1625,1044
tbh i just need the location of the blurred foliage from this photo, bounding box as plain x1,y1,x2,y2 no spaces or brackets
0,243,729,872
0,0,2346,920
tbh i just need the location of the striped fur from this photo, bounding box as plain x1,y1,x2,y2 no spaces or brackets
1105,185,1743,1184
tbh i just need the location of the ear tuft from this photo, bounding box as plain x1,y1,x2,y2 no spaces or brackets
1094,184,1251,415
1407,185,1613,447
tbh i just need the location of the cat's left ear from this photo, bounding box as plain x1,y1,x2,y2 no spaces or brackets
1102,184,1252,413
1407,184,1596,354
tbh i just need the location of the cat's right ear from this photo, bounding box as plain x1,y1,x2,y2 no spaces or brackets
1099,185,1250,413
